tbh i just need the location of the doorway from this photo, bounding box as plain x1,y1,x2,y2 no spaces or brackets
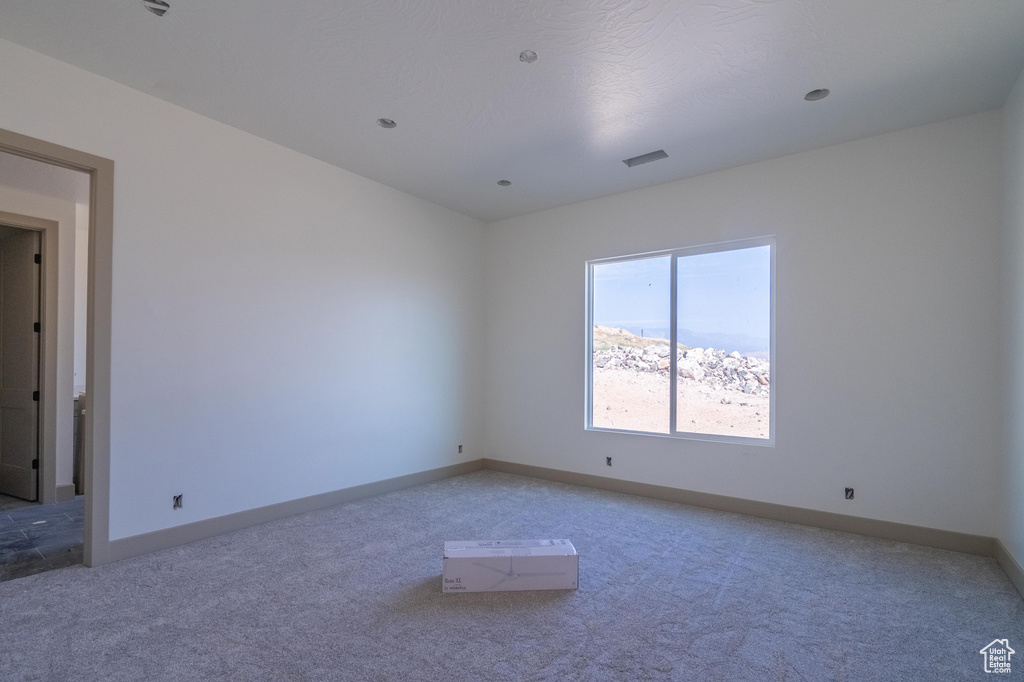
0,128,113,569
0,161,87,579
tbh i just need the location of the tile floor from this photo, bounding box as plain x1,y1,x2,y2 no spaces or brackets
0,492,83,582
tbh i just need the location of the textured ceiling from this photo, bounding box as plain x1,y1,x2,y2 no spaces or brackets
1,1,1023,222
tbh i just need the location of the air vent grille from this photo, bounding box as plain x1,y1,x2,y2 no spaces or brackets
623,150,668,168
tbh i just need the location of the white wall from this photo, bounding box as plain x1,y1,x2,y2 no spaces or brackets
74,202,88,396
0,39,485,540
485,111,1004,537
0,184,76,494
1002,69,1024,564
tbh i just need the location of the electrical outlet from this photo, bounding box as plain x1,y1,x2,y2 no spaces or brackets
845,488,854,500
606,456,612,466
458,445,463,454
173,494,183,509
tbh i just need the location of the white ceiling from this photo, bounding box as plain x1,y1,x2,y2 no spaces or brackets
1,0,1022,222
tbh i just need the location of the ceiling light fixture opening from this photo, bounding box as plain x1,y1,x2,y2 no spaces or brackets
519,50,538,64
497,180,512,186
142,0,169,17
377,118,397,128
804,88,830,101
623,150,668,168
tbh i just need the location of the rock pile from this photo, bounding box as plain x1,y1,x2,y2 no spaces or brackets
594,344,770,396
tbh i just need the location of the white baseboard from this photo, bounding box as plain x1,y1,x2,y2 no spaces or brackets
107,459,484,563
482,459,1024,599
98,456,1024,601
483,458,996,555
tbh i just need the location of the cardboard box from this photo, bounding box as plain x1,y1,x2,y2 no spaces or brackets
442,539,578,593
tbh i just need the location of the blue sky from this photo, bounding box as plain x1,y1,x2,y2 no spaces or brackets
592,245,771,351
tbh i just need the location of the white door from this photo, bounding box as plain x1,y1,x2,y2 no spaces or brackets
0,228,41,500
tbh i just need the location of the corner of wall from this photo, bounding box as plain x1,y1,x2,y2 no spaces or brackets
1000,65,1024,579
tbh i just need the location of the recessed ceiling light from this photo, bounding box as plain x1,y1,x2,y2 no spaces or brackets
804,88,830,101
497,180,512,186
142,0,169,17
377,118,396,128
519,50,538,64
623,150,668,168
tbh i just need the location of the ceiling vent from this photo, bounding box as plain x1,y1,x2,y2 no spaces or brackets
142,0,169,16
623,150,668,168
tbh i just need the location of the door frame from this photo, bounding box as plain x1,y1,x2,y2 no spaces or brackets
0,213,55,504
0,128,113,567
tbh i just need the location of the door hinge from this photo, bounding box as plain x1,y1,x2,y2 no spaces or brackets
31,459,38,470
34,253,41,264
32,391,39,401
33,322,40,333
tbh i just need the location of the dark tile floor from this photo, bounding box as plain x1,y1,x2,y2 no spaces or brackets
0,492,83,582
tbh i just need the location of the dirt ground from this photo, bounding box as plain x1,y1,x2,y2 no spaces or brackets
592,368,769,439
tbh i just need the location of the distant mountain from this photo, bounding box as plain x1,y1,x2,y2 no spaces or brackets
608,325,768,356
676,329,769,356
610,326,671,342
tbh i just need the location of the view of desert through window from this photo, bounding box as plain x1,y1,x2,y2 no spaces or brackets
591,326,769,438
590,244,771,439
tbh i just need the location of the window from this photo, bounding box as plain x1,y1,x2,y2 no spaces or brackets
587,238,773,444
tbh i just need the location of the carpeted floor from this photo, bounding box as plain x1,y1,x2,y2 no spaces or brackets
0,470,1021,681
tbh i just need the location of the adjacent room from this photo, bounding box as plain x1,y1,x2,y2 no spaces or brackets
0,151,89,581
1,1,1023,679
